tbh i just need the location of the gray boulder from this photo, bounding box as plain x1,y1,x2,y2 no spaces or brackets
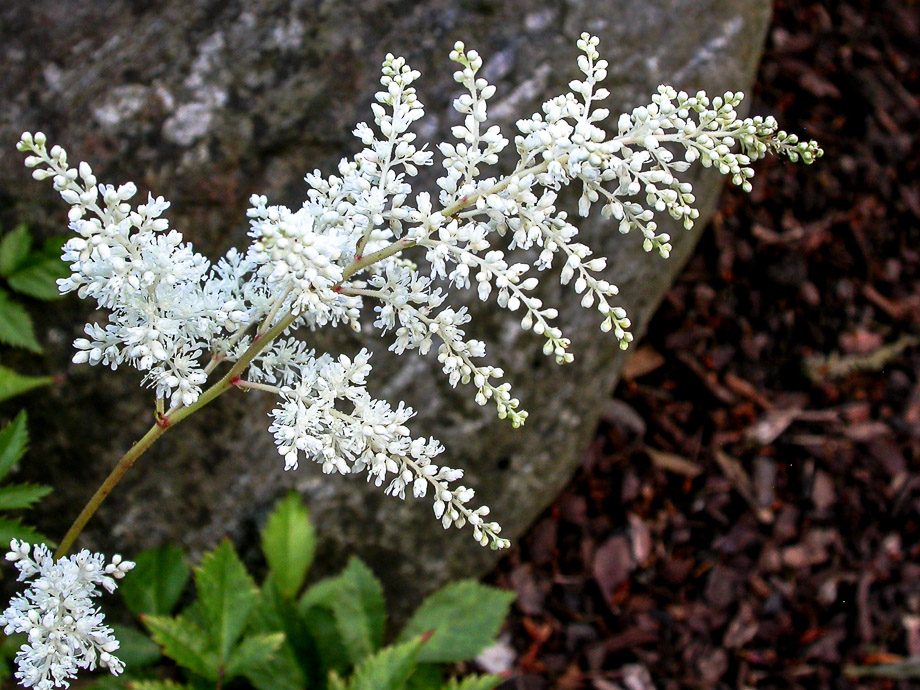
0,0,772,605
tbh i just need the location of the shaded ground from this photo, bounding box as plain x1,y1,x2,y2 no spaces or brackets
488,1,920,688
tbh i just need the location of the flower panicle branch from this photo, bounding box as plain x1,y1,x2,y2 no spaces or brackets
15,30,822,550
7,30,820,690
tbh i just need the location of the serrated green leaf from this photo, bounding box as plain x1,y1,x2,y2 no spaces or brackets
109,623,162,669
243,623,308,690
0,483,51,511
328,671,349,690
129,681,192,690
406,663,443,690
223,632,285,679
244,646,306,690
0,291,41,353
142,614,214,680
247,576,317,690
194,539,259,661
349,636,424,690
298,574,342,611
8,257,67,300
398,582,515,664
120,544,190,617
0,225,32,277
79,674,133,690
0,410,29,480
0,366,53,403
442,674,503,690
0,516,51,547
332,556,386,664
261,491,315,599
301,603,350,677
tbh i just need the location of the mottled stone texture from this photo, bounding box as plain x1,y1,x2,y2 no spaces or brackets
0,0,771,605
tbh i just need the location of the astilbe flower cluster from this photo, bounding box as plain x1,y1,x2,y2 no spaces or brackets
0,541,133,690
16,34,820,551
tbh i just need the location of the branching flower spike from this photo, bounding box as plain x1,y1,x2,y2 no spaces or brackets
15,34,821,553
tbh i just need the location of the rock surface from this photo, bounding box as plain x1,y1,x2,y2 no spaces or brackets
0,0,772,605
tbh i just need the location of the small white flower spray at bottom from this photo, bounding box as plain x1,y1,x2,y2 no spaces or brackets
0,540,134,690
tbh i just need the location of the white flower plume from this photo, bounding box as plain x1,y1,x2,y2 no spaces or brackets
15,33,821,551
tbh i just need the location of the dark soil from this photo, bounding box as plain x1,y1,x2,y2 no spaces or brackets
488,1,920,688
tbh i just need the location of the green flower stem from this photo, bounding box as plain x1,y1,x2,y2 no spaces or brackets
342,237,416,281
53,420,165,559
54,311,299,559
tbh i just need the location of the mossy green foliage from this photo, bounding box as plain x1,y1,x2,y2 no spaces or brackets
0,411,52,546
0,224,67,402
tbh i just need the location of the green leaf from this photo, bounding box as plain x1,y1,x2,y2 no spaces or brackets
244,648,306,690
0,483,51,511
247,575,318,690
0,225,32,277
328,671,349,690
142,614,214,680
298,574,343,611
442,675,503,690
0,516,51,547
79,675,134,690
320,557,386,665
223,632,285,679
406,663,443,690
0,291,42,353
194,539,259,661
300,603,350,677
0,633,26,684
398,581,515,664
109,623,162,669
242,610,309,690
261,490,315,599
129,681,193,690
7,257,68,301
0,366,53,403
349,636,424,690
0,410,29,480
120,544,190,617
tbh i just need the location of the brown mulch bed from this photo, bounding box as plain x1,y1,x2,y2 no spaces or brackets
489,1,920,688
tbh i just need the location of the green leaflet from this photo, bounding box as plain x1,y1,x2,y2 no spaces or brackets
7,254,68,300
142,615,213,680
261,490,316,599
348,636,425,690
398,581,515,664
0,483,52,511
243,575,311,690
193,539,260,661
0,225,32,277
441,675,503,690
0,411,28,479
0,366,53,403
331,557,387,664
0,289,41,353
120,544,191,617
222,632,286,678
